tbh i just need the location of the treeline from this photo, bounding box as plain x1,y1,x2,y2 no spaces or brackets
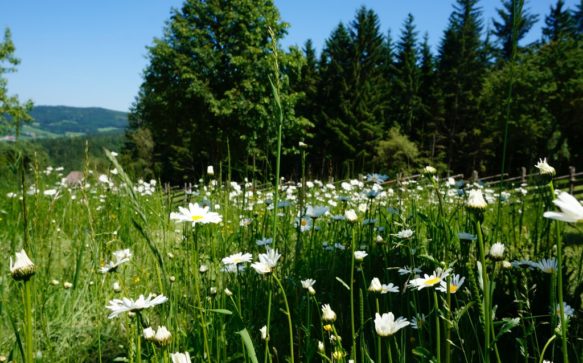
125,0,583,183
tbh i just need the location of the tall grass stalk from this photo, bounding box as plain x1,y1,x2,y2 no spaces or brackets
22,280,34,363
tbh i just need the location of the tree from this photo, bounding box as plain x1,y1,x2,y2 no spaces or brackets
437,0,488,173
315,7,388,176
573,0,583,35
542,0,576,42
128,0,305,183
492,0,539,61
0,28,32,138
394,14,421,138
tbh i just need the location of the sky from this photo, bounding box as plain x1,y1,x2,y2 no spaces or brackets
0,0,578,112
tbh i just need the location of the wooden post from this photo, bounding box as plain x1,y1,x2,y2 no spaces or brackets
472,170,479,184
569,166,576,195
521,167,527,184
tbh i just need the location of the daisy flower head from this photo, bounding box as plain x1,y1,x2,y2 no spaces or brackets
170,203,222,226
170,352,191,363
106,293,168,319
543,192,583,224
489,242,505,260
354,250,368,262
10,249,36,281
393,229,414,239
436,274,465,294
301,278,316,295
222,252,252,266
535,157,555,176
344,209,358,223
555,302,575,320
409,268,451,290
374,312,410,337
321,304,337,322
466,189,487,210
100,248,132,273
534,258,557,274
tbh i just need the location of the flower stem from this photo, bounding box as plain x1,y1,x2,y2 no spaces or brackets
273,274,294,363
475,220,491,363
350,227,357,360
548,182,569,363
433,289,441,363
23,280,34,363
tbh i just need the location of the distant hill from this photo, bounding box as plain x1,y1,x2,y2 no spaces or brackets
16,105,128,139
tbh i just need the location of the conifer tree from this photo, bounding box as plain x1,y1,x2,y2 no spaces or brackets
492,0,539,61
394,14,421,139
542,0,576,42
437,0,488,172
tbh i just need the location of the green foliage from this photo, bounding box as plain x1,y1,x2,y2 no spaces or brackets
374,127,421,173
492,0,539,61
0,28,33,138
128,0,307,183
542,0,577,42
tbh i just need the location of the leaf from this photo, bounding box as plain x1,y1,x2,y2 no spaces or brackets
335,276,350,291
204,308,233,315
237,328,259,363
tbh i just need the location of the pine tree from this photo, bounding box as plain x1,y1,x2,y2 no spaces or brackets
542,0,576,42
492,0,539,61
128,0,304,183
437,0,488,173
573,0,583,34
394,14,421,139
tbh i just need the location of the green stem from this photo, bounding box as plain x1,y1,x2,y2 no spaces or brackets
538,334,557,363
476,220,491,363
350,228,357,360
23,280,33,363
273,274,294,363
192,229,211,362
548,182,569,363
433,289,441,363
387,338,393,363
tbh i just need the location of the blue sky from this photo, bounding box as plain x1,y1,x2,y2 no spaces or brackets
1,0,578,112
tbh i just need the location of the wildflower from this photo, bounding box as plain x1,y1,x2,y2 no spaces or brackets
467,189,487,210
10,249,36,281
170,203,222,225
63,281,73,289
534,258,557,274
555,302,575,320
369,277,383,293
106,293,168,319
100,248,132,273
154,326,172,346
489,242,505,260
322,304,337,322
394,229,414,239
170,352,191,363
251,248,281,275
207,165,215,176
318,340,325,353
354,250,368,262
260,325,268,340
458,232,477,241
374,312,410,337
306,205,329,219
398,266,421,276
301,279,316,295
256,237,272,246
411,313,426,330
332,350,345,360
296,216,313,232
224,287,233,296
436,274,465,294
409,268,450,290
423,165,437,175
535,158,555,176
199,264,209,273
543,192,583,224
222,252,252,266
143,327,156,340
344,209,358,222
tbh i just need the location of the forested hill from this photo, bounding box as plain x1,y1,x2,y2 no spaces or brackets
24,105,128,137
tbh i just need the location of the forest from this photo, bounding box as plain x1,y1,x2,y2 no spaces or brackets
123,0,583,183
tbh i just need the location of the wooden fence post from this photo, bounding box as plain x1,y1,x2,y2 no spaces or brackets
570,166,576,194
521,167,527,184
472,170,479,183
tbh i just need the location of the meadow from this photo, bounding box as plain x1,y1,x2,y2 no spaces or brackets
0,153,582,363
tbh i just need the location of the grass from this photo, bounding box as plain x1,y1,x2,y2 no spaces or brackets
0,158,581,363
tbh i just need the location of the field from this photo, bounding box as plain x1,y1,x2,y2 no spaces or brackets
0,153,581,363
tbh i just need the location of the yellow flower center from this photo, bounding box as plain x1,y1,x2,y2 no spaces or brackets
191,215,204,221
449,284,459,293
424,276,441,286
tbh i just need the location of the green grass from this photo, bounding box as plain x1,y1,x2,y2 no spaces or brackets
0,159,581,363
